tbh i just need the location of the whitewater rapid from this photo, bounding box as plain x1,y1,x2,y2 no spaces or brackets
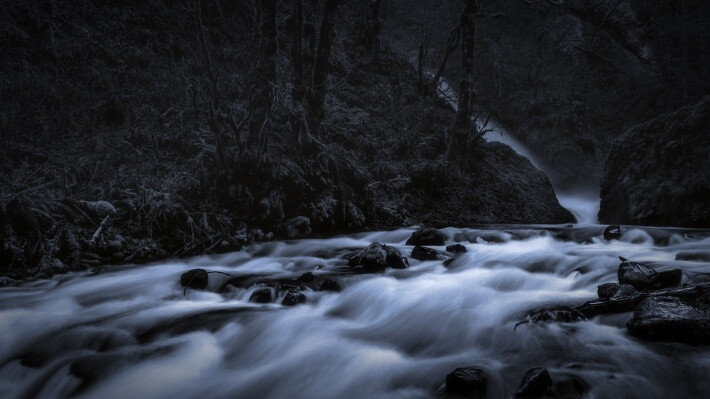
1,225,709,398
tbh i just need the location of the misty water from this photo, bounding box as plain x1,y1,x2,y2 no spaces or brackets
1,225,710,398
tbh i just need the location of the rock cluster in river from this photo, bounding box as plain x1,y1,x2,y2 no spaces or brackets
521,256,710,344
347,242,408,272
178,268,341,306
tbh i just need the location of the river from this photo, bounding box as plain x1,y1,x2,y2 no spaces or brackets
1,225,709,398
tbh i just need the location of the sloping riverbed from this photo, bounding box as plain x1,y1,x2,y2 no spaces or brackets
1,225,709,398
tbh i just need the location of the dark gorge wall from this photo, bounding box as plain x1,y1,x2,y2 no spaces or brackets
598,96,710,227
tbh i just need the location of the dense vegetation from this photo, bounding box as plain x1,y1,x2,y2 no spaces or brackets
1,0,573,279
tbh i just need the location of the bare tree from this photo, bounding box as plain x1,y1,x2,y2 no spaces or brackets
307,0,341,132
248,0,278,153
446,0,479,162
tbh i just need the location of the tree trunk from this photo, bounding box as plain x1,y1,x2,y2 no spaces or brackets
446,0,478,162
364,0,382,65
307,0,340,132
248,0,278,147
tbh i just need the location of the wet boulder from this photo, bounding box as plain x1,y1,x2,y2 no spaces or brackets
515,367,552,398
406,228,446,246
614,284,637,298
384,245,408,269
249,287,273,303
411,246,438,261
627,296,710,344
319,279,340,292
180,269,209,290
282,289,307,306
598,282,638,299
657,269,682,289
603,225,622,241
597,283,619,299
617,257,659,290
517,306,587,329
445,366,488,397
349,243,407,271
446,244,467,253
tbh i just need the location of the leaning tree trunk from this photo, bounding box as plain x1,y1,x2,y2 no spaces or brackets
307,0,340,133
248,0,278,149
446,0,478,163
363,0,383,65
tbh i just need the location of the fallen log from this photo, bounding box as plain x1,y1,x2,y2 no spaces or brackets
576,283,710,317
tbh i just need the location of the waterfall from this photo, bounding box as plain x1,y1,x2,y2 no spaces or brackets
436,78,600,224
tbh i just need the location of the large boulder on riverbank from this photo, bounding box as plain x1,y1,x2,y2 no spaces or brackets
598,96,710,227
627,296,710,344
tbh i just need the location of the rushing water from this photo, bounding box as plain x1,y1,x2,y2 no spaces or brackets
1,225,709,398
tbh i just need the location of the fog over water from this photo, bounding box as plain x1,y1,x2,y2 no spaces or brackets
1,225,709,398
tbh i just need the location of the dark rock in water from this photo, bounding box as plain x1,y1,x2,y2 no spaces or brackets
549,373,589,398
445,367,488,396
411,246,438,261
180,269,209,290
349,243,407,271
406,228,446,246
676,251,710,262
598,282,637,299
603,225,622,240
597,282,619,299
627,296,710,344
249,287,273,303
518,306,586,328
515,367,552,397
614,284,637,298
282,290,307,306
384,245,408,269
352,243,387,271
319,279,340,292
297,272,315,282
446,244,467,253
598,96,710,228
617,257,659,290
657,269,682,289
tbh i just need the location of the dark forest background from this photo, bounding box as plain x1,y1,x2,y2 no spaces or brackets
1,0,708,278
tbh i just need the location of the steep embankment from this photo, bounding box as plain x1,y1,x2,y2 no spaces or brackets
598,96,710,227
0,1,570,281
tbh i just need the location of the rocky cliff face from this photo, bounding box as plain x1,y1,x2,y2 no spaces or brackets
598,97,710,227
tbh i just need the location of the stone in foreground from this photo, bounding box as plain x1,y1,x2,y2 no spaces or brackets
406,227,446,246
445,367,487,396
180,269,208,290
349,242,407,272
617,257,659,290
515,367,552,397
627,296,710,344
603,225,622,240
597,282,619,299
282,290,306,306
446,243,467,253
411,246,438,261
